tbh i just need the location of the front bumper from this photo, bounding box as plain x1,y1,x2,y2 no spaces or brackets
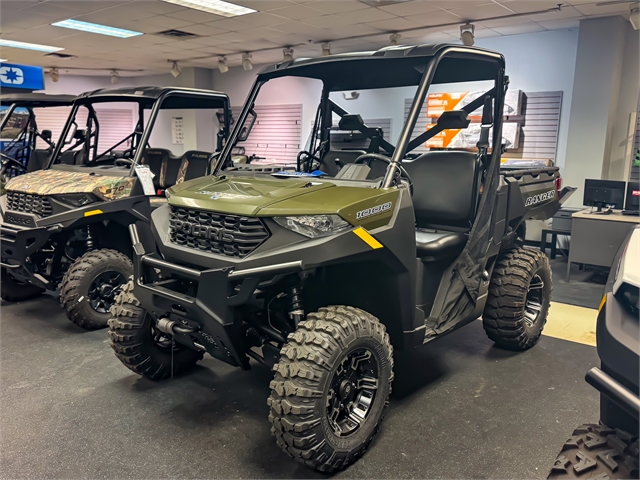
0,219,61,289
130,224,303,369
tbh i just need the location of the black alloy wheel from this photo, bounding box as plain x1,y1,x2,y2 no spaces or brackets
88,271,126,313
326,348,380,437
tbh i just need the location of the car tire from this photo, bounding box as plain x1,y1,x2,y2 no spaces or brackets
548,423,639,479
59,248,131,330
108,279,203,380
1,267,45,302
268,305,394,472
482,247,552,351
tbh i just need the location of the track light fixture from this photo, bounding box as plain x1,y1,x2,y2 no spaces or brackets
389,33,401,46
460,23,475,46
170,61,181,78
218,56,229,73
321,42,331,56
283,47,294,62
110,69,119,84
242,53,252,71
50,67,59,83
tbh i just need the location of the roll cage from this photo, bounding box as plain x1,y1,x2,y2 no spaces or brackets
213,44,507,187
0,94,75,168
47,87,232,174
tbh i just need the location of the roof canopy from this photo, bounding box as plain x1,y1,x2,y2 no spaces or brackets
257,44,505,91
75,86,230,109
0,93,76,108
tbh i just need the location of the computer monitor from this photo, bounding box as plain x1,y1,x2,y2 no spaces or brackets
583,179,625,211
625,181,640,211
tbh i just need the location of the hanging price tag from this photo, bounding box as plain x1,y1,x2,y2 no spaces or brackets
134,164,156,196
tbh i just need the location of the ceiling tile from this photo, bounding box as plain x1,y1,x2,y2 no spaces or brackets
527,5,583,21
204,17,252,31
449,3,515,21
341,7,397,23
408,9,462,26
268,4,326,20
124,1,187,15
142,14,196,28
307,0,370,14
365,16,423,32
378,1,442,16
434,1,498,9
165,8,226,23
491,21,546,35
177,23,229,36
318,23,381,38
17,1,79,19
237,11,289,26
268,20,328,38
302,14,357,28
235,0,296,11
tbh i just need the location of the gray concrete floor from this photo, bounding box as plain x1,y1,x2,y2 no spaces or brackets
1,294,599,479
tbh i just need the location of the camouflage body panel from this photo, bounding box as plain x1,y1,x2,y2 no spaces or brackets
5,169,136,200
168,175,400,229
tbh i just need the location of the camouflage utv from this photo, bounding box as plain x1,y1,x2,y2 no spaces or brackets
0,86,230,330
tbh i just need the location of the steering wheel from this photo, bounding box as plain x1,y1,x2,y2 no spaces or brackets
354,153,413,194
115,158,133,167
0,152,27,173
297,150,321,172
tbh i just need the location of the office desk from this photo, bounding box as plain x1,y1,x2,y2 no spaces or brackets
566,209,640,280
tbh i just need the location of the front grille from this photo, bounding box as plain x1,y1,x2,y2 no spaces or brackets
169,207,270,258
6,192,53,217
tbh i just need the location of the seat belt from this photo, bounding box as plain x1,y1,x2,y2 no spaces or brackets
477,94,493,169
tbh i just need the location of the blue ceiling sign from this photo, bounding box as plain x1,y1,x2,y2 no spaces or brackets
0,63,44,91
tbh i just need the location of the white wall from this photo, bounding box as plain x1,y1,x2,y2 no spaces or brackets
212,28,579,167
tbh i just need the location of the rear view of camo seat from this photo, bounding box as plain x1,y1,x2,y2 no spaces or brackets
141,149,212,195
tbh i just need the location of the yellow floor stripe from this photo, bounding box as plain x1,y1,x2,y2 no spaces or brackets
543,302,597,347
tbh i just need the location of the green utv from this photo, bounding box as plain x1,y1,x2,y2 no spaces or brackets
1,93,76,193
0,86,230,329
109,44,567,471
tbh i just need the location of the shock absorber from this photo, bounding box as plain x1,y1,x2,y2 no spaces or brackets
288,285,304,327
85,226,94,250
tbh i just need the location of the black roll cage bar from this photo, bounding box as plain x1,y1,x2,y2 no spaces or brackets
47,90,232,174
213,45,507,186
1,104,56,165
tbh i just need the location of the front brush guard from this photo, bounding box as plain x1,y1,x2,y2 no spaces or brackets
129,224,303,369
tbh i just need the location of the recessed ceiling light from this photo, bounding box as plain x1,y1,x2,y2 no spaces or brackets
160,0,257,17
0,39,64,53
51,19,143,38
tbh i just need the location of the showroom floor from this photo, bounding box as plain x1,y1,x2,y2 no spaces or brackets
1,280,600,479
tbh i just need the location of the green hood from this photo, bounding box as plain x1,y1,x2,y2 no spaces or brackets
167,175,400,229
167,175,334,216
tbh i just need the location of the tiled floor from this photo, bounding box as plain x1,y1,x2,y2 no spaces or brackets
543,301,599,347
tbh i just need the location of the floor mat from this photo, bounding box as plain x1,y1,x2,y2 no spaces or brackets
549,256,606,309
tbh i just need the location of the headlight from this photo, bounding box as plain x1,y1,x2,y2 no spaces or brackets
274,215,351,238
51,193,98,207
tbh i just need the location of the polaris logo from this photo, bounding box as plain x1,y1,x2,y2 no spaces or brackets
524,190,555,207
356,202,392,220
171,220,235,242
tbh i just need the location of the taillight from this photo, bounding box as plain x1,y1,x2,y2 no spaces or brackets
555,176,562,193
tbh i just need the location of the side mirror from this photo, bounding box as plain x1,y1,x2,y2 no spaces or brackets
437,110,471,130
238,109,256,142
41,129,52,142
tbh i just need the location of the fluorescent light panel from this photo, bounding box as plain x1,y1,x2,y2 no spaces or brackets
0,59,7,62
52,19,143,38
0,39,64,53
160,0,256,17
